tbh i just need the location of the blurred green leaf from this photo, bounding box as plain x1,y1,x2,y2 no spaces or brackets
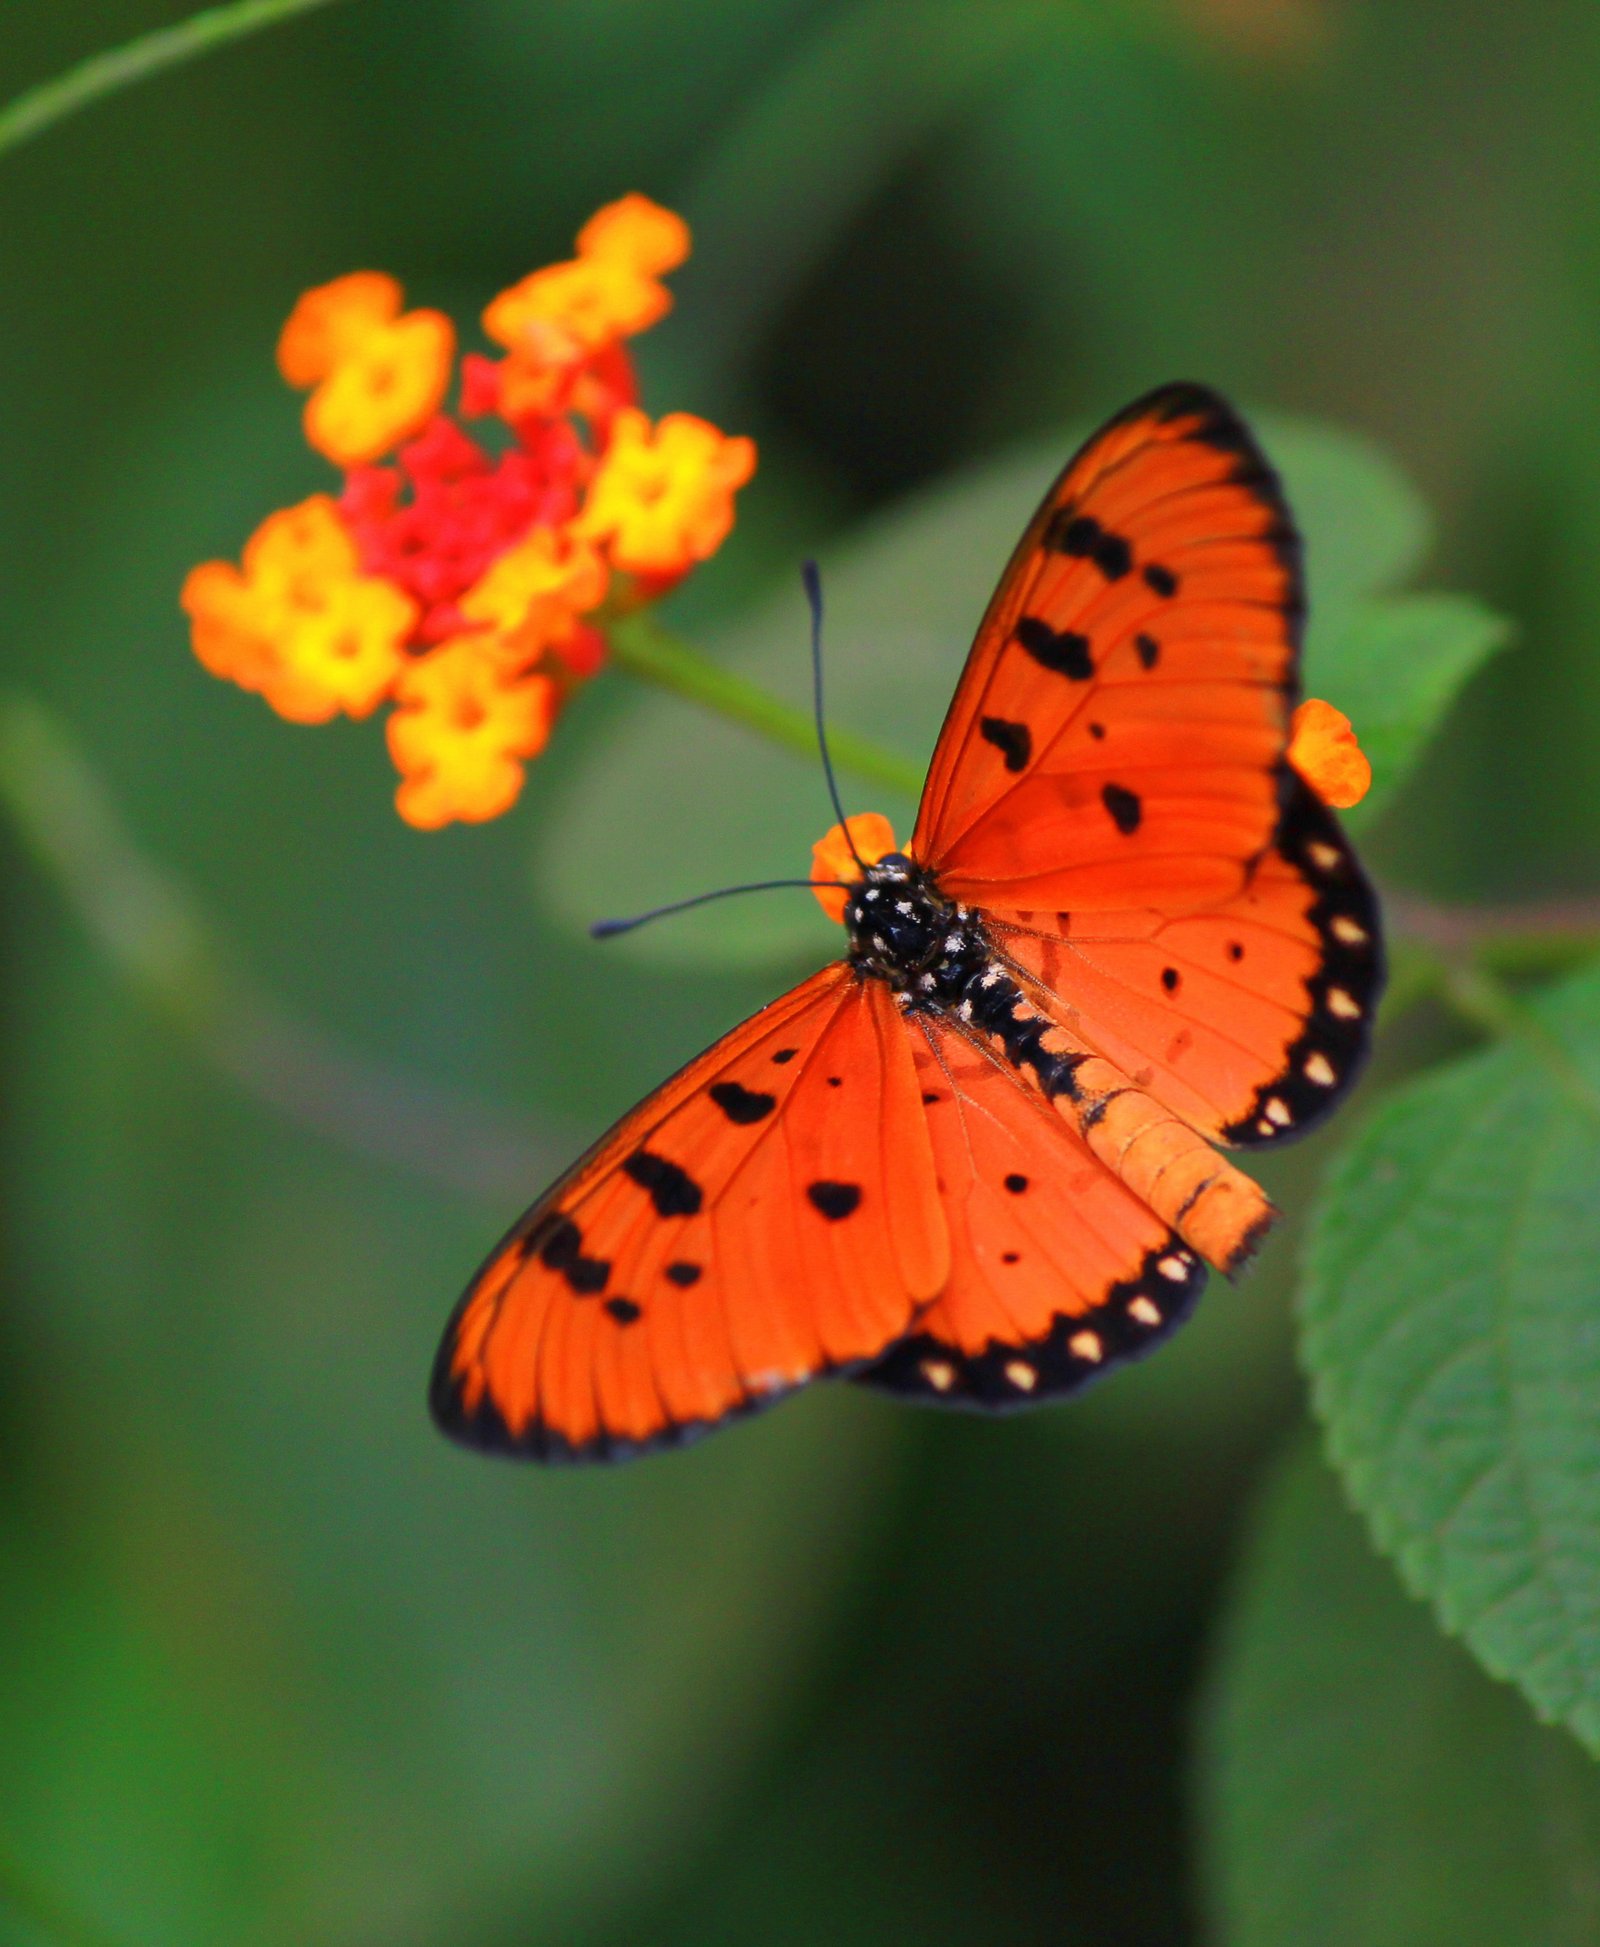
543,413,1432,968
1198,1438,1600,1947
0,0,353,161
1280,418,1432,624
1301,962,1600,1752
1305,593,1514,832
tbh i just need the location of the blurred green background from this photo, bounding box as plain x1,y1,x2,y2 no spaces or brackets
4,2,1600,1942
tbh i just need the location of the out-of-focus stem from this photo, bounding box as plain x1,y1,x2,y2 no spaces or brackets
0,693,554,1205
0,0,353,160
605,609,924,802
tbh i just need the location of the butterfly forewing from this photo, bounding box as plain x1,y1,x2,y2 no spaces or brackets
913,381,1380,1157
915,383,1301,915
433,966,948,1460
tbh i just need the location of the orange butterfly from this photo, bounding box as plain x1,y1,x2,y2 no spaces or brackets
431,383,1383,1461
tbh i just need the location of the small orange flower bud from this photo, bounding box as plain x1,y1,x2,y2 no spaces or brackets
576,409,756,579
387,641,559,829
1288,697,1371,808
810,813,901,923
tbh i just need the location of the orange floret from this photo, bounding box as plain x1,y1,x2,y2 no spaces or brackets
277,272,403,386
301,309,455,469
387,640,559,829
576,194,691,275
458,528,609,665
810,813,901,923
576,410,756,579
1288,697,1372,809
182,496,414,723
483,196,690,364
483,259,670,363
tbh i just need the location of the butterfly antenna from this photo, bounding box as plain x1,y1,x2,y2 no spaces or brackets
802,559,866,870
591,879,853,939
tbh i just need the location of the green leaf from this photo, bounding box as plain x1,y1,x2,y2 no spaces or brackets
542,414,1431,967
1304,592,1514,832
1300,962,1600,1752
1198,1439,1600,1947
1275,418,1432,624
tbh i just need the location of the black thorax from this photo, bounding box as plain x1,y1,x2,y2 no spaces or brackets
842,855,1084,1101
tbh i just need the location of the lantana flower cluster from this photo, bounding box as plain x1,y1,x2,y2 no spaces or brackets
182,196,756,829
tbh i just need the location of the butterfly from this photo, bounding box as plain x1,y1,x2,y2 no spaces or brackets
431,382,1383,1462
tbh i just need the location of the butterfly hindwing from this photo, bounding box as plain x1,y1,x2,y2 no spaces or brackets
914,382,1301,915
432,966,948,1460
983,777,1382,1149
856,1016,1205,1406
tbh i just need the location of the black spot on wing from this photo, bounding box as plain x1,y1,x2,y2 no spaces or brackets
1143,563,1178,598
529,1214,576,1266
771,1047,798,1064
980,715,1032,772
623,1149,703,1217
604,1297,642,1324
1015,615,1093,680
534,1215,610,1295
1004,1173,1028,1194
1088,721,1106,740
708,1079,776,1124
1135,632,1160,670
1046,509,1133,581
1161,967,1180,993
665,1260,702,1287
1102,784,1142,834
431,1203,817,1464
807,1180,861,1220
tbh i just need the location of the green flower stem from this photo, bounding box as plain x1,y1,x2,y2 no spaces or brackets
0,1829,124,1947
605,610,925,802
0,692,553,1204
0,0,353,160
